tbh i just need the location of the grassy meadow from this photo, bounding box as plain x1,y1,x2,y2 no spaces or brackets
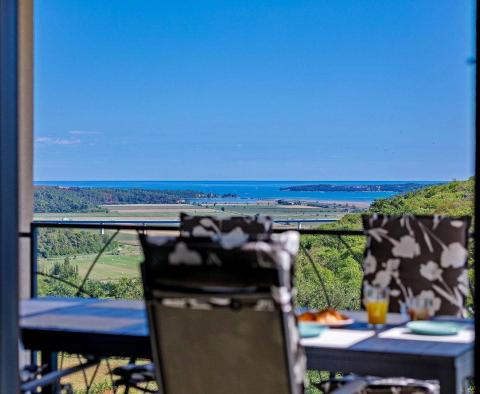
36,201,364,281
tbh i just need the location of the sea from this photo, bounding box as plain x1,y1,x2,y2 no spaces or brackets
34,180,441,204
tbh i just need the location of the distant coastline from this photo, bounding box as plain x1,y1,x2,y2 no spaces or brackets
33,180,441,204
280,182,439,193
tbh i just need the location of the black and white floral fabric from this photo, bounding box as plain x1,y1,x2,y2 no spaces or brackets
142,231,298,273
362,215,471,316
180,213,273,246
140,230,306,394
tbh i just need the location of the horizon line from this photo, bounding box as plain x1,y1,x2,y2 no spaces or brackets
33,179,459,183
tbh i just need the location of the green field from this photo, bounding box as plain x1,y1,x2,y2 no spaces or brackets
36,201,366,281
38,244,143,281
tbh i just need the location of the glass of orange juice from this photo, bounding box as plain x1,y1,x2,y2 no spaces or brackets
364,285,389,328
407,296,433,321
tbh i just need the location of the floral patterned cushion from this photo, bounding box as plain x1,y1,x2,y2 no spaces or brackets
140,231,300,275
362,215,471,316
180,213,273,238
140,231,306,393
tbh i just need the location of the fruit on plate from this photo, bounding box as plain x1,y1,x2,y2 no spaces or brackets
297,312,317,322
298,308,349,324
315,308,348,324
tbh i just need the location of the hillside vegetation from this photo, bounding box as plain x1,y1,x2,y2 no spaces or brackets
38,229,119,258
38,178,475,304
369,178,473,216
296,178,474,311
34,186,217,213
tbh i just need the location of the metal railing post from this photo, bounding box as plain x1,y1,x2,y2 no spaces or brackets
30,223,37,297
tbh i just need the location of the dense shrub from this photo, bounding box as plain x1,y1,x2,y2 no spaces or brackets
37,229,119,258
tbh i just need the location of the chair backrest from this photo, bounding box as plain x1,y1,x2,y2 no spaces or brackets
140,231,305,394
180,213,273,239
362,215,471,316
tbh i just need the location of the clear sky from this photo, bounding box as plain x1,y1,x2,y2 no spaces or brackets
34,0,475,181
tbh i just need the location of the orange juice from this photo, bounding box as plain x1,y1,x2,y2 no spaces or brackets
365,301,388,325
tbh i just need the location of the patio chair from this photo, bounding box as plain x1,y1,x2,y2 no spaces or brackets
321,214,470,393
362,214,471,316
139,231,307,394
111,358,157,393
321,375,439,393
179,212,273,239
113,214,274,391
20,356,100,393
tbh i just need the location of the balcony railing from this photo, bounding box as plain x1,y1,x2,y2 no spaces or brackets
17,219,475,393
19,219,365,300
19,219,475,308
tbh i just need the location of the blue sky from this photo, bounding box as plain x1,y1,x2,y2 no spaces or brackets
34,0,475,181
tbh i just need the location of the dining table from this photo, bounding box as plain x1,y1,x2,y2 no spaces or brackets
20,297,474,394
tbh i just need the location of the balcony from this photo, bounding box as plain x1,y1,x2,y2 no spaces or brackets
13,218,474,393
0,1,478,393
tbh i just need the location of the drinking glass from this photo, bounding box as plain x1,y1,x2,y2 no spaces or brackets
364,285,389,328
407,296,433,321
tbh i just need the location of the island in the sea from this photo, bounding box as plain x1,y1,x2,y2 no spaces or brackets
280,183,438,193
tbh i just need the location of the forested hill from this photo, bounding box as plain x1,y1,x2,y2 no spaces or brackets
34,186,217,213
369,178,473,216
296,178,474,313
317,178,474,233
